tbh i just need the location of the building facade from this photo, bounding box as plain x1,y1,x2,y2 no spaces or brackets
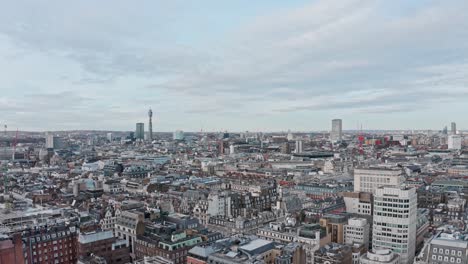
331,119,343,142
372,186,417,264
344,218,370,249
354,167,405,193
23,225,78,264
136,123,145,140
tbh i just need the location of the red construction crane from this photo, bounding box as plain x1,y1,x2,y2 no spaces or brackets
358,124,364,155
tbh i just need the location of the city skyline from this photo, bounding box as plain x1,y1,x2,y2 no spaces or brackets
1,0,467,131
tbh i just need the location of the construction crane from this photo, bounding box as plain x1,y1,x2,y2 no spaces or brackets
11,129,18,161
2,124,8,194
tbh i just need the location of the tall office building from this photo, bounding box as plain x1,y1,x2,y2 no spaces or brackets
331,119,343,142
448,135,462,150
45,134,65,149
107,132,113,142
451,122,457,135
295,140,303,153
353,166,405,193
372,186,417,264
136,123,145,140
148,108,153,141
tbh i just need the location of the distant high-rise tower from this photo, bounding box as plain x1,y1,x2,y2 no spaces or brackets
451,122,457,135
295,140,303,154
331,119,343,142
136,123,145,140
148,108,153,141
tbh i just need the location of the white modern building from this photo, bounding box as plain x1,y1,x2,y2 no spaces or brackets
372,186,417,264
344,218,370,249
295,140,303,154
107,132,113,142
354,166,405,193
360,248,400,264
448,135,462,150
330,119,343,142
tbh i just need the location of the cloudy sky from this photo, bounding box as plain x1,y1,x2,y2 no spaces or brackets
1,0,467,132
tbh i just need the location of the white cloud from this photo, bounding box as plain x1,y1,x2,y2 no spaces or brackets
0,0,467,130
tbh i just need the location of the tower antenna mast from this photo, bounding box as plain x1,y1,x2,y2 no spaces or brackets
148,108,153,141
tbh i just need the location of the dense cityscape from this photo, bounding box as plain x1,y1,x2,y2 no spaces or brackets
0,113,467,264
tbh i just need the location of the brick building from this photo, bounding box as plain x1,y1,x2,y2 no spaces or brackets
78,230,131,264
0,233,24,264
22,225,78,264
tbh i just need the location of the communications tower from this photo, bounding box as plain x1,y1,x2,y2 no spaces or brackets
148,108,153,141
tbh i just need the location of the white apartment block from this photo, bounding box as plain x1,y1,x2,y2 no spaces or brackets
373,186,417,264
354,166,405,193
448,135,462,150
344,217,370,249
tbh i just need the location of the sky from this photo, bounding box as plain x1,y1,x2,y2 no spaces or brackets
0,0,467,132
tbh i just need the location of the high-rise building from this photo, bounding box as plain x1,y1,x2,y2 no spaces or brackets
136,123,145,140
331,119,343,142
45,134,65,149
173,130,185,140
295,140,303,153
451,122,457,135
148,108,153,141
353,166,405,193
448,135,462,150
372,186,417,264
107,132,113,142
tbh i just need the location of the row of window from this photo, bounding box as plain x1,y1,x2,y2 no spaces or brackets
432,248,463,256
431,255,462,263
375,212,409,218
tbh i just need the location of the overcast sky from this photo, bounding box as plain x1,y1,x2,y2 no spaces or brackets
0,0,467,132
